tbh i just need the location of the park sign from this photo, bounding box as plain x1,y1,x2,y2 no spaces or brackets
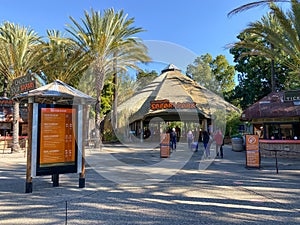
284,90,300,101
245,135,260,168
150,99,196,111
10,74,36,96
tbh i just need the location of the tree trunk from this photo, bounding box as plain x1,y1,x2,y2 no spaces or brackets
271,59,275,92
270,44,276,92
12,101,20,152
112,58,118,131
94,62,106,148
3,77,8,97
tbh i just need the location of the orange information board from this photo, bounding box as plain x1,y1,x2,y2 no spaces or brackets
246,135,260,168
40,108,76,166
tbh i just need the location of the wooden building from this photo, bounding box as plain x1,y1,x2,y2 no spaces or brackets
241,90,300,158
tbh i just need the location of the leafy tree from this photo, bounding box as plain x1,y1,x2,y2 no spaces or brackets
186,54,213,88
228,31,291,109
225,111,243,137
211,55,235,93
116,72,139,104
101,79,114,118
0,22,44,151
186,53,235,94
136,70,158,90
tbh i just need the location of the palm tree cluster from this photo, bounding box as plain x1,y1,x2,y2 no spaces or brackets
0,8,150,151
229,0,300,90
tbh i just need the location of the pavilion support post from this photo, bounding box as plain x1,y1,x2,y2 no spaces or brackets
25,98,33,193
140,120,143,142
184,122,187,140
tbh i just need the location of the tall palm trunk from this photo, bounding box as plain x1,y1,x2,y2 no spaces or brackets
12,101,20,152
112,57,118,131
3,77,8,97
94,62,106,148
270,44,276,92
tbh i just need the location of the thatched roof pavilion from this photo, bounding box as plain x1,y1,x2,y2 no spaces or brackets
116,64,240,136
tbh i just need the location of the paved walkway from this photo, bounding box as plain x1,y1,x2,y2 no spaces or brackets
0,143,299,224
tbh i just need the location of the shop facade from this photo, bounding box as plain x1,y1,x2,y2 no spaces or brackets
0,97,28,151
241,90,300,158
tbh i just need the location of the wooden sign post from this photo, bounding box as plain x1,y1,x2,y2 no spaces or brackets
245,135,260,168
160,133,170,158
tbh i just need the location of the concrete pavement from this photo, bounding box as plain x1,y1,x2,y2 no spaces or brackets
0,142,299,224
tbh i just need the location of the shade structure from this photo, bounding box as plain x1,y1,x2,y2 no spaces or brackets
13,79,95,105
117,66,240,125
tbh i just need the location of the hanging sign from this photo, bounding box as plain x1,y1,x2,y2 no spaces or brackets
246,135,260,168
10,74,36,96
284,90,300,101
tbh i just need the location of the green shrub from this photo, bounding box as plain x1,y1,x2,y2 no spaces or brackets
225,111,243,138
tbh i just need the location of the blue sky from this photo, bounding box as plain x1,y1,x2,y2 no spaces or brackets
1,0,272,74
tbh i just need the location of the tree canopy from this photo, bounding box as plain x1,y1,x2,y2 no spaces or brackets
230,0,300,85
186,53,235,95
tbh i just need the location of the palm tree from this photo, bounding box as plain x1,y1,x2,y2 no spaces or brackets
41,30,90,86
0,22,44,151
66,8,150,146
229,0,300,88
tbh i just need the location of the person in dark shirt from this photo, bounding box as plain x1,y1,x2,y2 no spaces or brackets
170,128,177,150
202,130,210,158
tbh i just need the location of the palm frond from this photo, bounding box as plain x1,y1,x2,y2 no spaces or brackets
228,0,290,17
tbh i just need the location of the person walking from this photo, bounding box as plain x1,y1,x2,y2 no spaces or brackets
202,130,210,158
170,128,177,151
214,129,224,158
175,126,181,142
187,130,194,150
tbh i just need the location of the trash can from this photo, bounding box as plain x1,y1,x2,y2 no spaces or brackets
231,137,244,151
160,133,170,158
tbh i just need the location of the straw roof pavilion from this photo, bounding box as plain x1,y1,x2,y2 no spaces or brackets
117,64,240,126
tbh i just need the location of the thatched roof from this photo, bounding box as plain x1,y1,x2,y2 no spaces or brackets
241,91,300,121
117,66,240,124
13,80,95,105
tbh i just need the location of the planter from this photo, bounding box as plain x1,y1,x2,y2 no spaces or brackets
231,137,244,151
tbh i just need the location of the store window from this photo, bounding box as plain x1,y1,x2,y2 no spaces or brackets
264,123,299,140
